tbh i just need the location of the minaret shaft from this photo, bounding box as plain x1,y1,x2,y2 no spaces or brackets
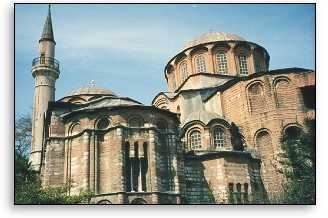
30,5,59,171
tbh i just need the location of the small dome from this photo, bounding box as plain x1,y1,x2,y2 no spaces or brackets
182,32,246,50
66,85,117,97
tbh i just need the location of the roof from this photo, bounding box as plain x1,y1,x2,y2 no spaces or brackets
182,110,228,127
65,85,118,97
182,32,246,51
40,5,55,43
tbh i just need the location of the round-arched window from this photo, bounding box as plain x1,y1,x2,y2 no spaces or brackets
180,61,188,82
190,130,202,150
216,52,228,75
238,54,248,76
195,55,206,73
213,127,225,148
96,118,110,130
284,126,302,141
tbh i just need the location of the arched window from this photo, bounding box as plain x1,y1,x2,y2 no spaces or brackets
244,183,249,203
96,117,110,130
213,127,225,149
190,130,202,150
248,82,266,114
238,54,248,75
284,125,302,141
275,78,296,108
180,61,188,82
216,52,228,75
195,55,206,73
236,183,242,203
253,50,263,73
228,183,234,203
128,116,144,128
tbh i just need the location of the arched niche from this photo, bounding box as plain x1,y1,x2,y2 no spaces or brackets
130,198,148,204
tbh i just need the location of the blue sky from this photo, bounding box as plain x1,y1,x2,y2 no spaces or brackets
15,3,315,116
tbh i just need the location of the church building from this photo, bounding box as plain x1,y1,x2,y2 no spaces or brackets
29,6,315,204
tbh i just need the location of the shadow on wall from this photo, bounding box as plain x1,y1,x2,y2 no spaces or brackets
184,161,216,204
184,159,268,204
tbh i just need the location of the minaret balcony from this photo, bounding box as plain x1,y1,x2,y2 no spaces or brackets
32,56,60,72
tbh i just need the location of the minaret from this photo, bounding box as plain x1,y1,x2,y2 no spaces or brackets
30,5,60,171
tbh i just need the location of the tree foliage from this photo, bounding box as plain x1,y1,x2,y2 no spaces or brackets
277,120,315,204
15,114,92,204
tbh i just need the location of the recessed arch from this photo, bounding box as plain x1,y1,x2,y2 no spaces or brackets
189,45,208,57
128,115,144,128
97,199,112,204
283,123,303,140
68,121,81,136
254,128,274,159
67,97,86,104
247,81,266,114
130,198,148,204
273,76,296,108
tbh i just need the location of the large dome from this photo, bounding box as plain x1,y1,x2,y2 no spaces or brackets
66,85,117,97
182,32,246,51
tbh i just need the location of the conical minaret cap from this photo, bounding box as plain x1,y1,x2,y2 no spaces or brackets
40,5,55,43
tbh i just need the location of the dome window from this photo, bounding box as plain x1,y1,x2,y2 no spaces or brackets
216,52,228,75
195,55,206,73
238,54,248,76
180,61,188,82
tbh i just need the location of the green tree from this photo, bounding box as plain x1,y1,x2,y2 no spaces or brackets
277,120,315,204
15,114,92,204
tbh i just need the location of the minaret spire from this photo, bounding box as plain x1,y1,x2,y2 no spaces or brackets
40,4,55,43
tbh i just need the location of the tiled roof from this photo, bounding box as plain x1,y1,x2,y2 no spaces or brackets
182,32,246,50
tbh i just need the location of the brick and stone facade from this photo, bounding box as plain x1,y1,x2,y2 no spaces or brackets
31,8,315,204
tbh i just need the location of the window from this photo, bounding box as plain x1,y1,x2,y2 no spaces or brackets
195,55,206,73
213,127,225,148
284,126,302,141
228,183,234,203
190,130,202,150
238,54,248,75
301,86,315,109
228,183,249,204
244,183,249,203
216,52,228,75
254,51,262,73
128,116,144,128
180,62,188,82
125,142,148,192
96,117,110,129
236,183,242,203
